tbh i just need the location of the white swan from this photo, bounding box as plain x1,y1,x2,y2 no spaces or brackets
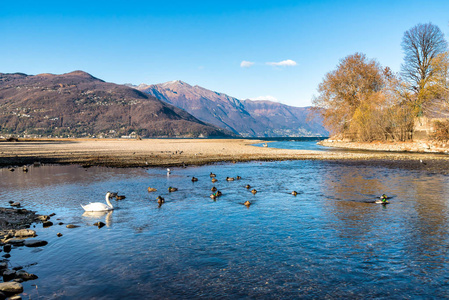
81,192,114,212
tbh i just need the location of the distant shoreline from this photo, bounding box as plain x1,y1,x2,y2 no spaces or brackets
318,139,449,154
2,138,449,173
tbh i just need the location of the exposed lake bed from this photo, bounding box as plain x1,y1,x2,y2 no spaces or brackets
2,138,449,171
1,148,449,298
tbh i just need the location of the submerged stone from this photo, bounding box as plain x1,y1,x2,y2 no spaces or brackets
42,221,53,228
24,240,48,247
93,222,105,228
66,224,79,228
2,270,15,281
5,239,24,246
15,270,38,281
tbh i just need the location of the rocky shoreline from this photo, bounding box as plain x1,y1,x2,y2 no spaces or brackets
0,207,44,299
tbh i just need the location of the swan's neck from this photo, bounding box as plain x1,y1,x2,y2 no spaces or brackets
105,193,113,208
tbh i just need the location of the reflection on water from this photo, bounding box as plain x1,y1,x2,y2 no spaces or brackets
1,161,449,299
82,211,113,227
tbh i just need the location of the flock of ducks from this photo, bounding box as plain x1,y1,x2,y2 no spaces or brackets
83,168,303,211
82,169,388,212
146,171,300,208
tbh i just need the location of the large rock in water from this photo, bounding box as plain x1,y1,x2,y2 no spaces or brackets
2,270,16,282
14,229,36,237
24,239,48,247
15,270,38,281
0,282,23,294
5,239,24,246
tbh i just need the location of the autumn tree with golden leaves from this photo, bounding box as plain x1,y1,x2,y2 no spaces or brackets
313,53,413,141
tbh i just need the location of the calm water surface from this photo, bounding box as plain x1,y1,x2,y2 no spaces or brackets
252,137,328,151
1,154,449,299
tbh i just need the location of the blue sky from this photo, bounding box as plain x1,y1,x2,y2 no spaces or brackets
1,0,449,107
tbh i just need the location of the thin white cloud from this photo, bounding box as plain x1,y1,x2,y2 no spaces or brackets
249,95,279,102
266,59,297,67
240,60,255,68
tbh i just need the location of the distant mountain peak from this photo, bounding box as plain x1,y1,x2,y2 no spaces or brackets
36,73,56,78
161,80,191,88
137,81,328,137
35,70,101,81
64,70,100,80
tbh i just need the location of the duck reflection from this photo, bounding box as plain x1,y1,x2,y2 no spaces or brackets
82,211,113,227
321,162,449,272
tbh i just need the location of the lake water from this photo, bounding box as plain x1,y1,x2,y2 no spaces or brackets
252,137,329,151
1,142,449,299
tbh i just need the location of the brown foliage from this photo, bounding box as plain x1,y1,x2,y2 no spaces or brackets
431,120,449,142
313,53,414,141
313,53,384,135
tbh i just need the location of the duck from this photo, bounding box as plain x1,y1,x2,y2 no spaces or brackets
148,187,157,192
375,194,390,204
291,191,298,196
251,189,257,194
245,184,251,189
375,199,389,204
216,190,222,197
236,176,242,180
157,196,165,204
191,177,198,182
210,172,216,178
81,192,114,212
211,178,218,183
210,193,217,200
22,166,28,172
168,187,178,192
244,200,251,207
116,195,126,200
226,177,235,181
211,186,217,192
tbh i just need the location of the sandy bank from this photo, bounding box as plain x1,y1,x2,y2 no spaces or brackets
1,138,449,173
319,139,449,154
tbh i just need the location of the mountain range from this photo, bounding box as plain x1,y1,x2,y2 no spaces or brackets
136,80,327,137
0,70,327,138
0,71,231,138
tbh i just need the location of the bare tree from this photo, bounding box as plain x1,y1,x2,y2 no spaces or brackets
401,23,448,115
